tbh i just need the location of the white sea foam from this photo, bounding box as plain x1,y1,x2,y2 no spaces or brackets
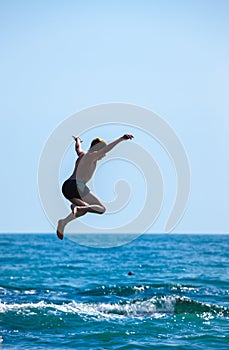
0,296,178,320
1,296,227,320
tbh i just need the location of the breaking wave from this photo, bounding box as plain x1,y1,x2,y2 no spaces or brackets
1,295,228,321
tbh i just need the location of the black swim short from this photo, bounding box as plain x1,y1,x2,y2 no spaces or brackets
62,179,90,200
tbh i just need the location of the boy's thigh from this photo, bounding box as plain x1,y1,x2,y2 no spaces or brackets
82,191,104,206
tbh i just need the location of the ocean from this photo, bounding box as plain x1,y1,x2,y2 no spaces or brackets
0,234,228,349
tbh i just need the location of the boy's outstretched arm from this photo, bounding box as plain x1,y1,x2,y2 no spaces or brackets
104,134,134,153
72,136,85,156
91,134,134,159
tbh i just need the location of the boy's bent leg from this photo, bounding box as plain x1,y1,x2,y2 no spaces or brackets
70,195,105,215
70,198,91,217
81,192,106,214
57,193,106,240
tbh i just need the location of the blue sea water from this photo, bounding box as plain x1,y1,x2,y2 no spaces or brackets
0,234,228,349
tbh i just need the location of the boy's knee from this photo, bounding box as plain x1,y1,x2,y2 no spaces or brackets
99,206,106,214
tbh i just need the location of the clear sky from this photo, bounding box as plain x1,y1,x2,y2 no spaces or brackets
0,0,228,233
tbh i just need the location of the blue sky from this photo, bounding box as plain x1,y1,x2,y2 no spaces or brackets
0,0,228,233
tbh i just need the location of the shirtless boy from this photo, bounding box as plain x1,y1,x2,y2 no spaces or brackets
57,134,134,239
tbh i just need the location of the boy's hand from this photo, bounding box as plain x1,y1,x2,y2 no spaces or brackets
122,134,134,140
72,136,83,143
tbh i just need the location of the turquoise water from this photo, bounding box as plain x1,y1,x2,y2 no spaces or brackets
0,234,228,349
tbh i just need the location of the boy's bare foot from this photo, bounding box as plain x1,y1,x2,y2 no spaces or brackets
57,219,65,240
70,204,78,217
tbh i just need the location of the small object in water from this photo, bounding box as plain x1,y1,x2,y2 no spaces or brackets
128,271,134,276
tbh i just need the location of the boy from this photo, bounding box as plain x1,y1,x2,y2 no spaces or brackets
57,134,134,239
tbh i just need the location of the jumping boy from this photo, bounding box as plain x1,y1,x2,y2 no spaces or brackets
57,134,134,239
